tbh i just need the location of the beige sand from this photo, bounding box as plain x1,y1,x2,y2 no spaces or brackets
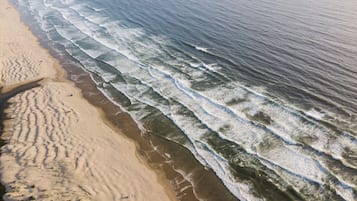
0,0,175,200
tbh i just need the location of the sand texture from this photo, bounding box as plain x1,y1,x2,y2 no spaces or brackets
0,0,174,200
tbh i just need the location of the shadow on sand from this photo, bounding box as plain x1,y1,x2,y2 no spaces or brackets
0,79,43,201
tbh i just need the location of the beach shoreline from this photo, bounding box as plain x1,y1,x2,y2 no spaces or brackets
0,0,177,200
2,0,356,200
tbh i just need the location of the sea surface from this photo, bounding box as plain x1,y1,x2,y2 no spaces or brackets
13,0,357,200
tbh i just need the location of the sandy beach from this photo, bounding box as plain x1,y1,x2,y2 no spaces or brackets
0,0,176,200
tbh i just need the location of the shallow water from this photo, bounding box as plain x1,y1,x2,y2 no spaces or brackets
14,0,357,200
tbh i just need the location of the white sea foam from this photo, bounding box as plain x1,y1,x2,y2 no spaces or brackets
106,57,335,195
305,108,325,120
93,44,357,198
46,2,142,63
195,46,209,53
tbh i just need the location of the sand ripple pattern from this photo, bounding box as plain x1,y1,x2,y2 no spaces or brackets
1,55,40,86
1,84,88,200
1,82,171,201
0,39,56,87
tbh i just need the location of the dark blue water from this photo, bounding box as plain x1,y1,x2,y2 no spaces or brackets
14,0,357,200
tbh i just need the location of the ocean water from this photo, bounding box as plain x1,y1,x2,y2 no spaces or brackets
13,0,357,200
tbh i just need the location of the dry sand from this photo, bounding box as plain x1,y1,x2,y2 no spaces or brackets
0,0,175,200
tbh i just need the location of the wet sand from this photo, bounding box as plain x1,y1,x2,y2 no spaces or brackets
0,0,176,200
